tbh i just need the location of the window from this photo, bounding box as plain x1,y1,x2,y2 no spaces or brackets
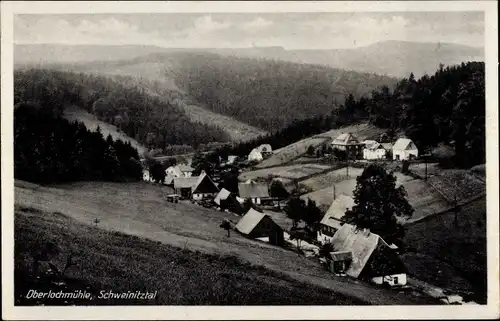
393,276,399,284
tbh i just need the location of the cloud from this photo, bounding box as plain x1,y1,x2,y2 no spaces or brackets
190,15,231,34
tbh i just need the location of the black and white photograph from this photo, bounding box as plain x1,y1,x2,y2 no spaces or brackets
1,1,498,319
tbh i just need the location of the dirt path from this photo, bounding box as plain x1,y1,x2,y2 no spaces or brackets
15,181,438,305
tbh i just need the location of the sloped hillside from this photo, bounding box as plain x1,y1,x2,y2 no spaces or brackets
14,68,230,151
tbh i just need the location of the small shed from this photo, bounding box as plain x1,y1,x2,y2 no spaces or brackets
235,208,285,246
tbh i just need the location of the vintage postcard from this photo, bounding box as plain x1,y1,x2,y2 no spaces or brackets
1,1,498,320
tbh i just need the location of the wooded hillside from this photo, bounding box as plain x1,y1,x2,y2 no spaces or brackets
14,69,230,150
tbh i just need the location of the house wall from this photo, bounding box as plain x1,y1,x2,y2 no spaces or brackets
252,197,261,205
193,193,217,200
183,172,193,178
363,149,387,160
371,273,407,286
317,225,338,244
393,149,418,160
248,216,285,246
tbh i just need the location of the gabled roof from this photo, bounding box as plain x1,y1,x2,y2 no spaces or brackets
332,133,360,146
320,195,355,230
173,176,200,189
238,182,270,199
393,138,417,151
381,143,393,150
214,188,232,205
235,208,267,235
191,172,219,194
330,223,390,278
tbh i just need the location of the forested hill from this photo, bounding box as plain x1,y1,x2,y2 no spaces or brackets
14,69,230,151
170,52,399,132
21,50,398,134
223,62,485,169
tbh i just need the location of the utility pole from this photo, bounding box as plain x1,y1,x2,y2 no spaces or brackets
333,184,336,200
346,149,349,178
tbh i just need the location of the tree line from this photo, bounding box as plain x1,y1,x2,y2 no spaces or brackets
216,61,485,169
14,68,230,151
14,103,143,183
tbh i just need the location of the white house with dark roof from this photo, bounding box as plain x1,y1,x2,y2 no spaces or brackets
392,138,419,161
238,181,270,205
317,195,355,244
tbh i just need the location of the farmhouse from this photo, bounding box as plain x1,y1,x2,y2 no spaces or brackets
166,164,194,178
317,195,355,244
247,148,264,162
331,133,363,158
247,144,273,162
173,172,219,200
173,176,200,199
329,223,407,287
238,181,270,205
235,208,285,246
191,172,220,200
392,138,419,161
363,141,390,160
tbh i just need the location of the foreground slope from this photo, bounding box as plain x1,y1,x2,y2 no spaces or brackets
15,180,437,305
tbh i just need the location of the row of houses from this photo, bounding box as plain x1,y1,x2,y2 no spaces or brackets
331,133,419,161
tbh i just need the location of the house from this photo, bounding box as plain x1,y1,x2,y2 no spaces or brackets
214,188,244,213
247,148,264,162
331,133,363,158
329,223,407,287
166,163,194,178
235,208,285,246
191,172,220,200
256,144,273,157
238,181,270,205
363,140,390,160
177,164,194,177
173,176,200,199
142,169,153,182
317,195,355,244
392,138,419,161
227,155,238,165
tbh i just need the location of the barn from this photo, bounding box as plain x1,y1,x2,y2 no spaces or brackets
235,208,285,246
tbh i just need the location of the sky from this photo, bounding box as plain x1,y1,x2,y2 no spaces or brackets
14,12,484,49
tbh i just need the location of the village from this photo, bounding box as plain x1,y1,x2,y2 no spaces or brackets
140,128,484,305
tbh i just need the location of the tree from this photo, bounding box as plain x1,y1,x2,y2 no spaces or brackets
149,161,166,183
220,219,231,237
269,180,289,209
342,164,413,246
303,199,322,233
284,197,306,228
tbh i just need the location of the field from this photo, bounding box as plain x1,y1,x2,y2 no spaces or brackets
239,163,332,183
63,105,147,156
14,180,436,305
256,137,330,168
427,170,486,203
15,206,362,305
403,197,487,303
